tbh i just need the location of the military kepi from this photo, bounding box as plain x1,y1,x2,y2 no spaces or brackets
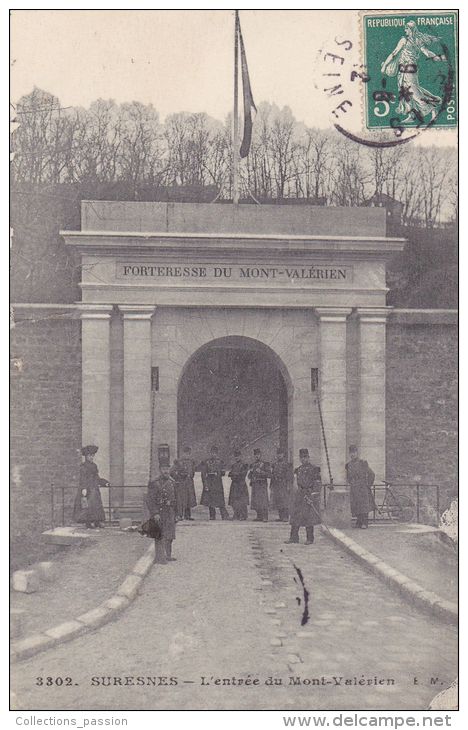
82,444,98,456
299,448,309,457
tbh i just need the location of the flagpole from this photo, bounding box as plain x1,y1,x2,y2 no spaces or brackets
233,10,240,204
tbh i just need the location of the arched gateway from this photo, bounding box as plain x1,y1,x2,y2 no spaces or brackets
62,201,404,502
177,335,294,460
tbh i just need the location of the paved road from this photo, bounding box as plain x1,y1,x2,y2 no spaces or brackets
11,521,457,711
11,530,148,637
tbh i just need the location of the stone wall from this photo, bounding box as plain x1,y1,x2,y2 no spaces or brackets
386,316,458,520
10,312,82,570
9,307,457,569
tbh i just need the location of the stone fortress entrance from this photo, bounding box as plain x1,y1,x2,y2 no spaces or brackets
177,335,292,460
62,201,405,495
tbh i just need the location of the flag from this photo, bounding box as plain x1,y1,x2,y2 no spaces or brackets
238,18,257,158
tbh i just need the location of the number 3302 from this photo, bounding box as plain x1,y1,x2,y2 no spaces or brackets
35,677,74,686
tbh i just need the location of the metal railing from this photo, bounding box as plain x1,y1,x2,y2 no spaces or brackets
322,482,442,524
51,481,444,528
50,484,147,529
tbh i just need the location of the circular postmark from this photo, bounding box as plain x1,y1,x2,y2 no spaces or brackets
314,11,457,148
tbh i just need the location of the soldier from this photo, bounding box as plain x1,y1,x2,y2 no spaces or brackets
285,448,322,545
179,445,197,520
228,449,249,520
170,458,189,521
143,459,177,563
200,446,229,520
346,445,376,529
73,445,109,529
248,448,271,522
270,447,293,522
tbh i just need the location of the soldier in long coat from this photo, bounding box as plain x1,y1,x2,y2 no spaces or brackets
142,460,177,563
248,448,271,522
228,449,249,520
73,445,108,528
270,448,293,522
346,444,376,529
179,446,197,520
170,459,189,521
200,446,229,520
285,448,322,545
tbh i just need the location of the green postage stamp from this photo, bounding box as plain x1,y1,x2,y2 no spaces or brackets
363,11,458,130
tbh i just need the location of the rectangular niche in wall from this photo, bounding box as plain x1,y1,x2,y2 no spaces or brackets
151,366,159,392
311,368,319,392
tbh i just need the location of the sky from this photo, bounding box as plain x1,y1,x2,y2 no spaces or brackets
10,9,457,147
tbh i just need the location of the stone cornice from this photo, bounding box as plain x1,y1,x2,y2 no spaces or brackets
11,304,458,326
11,303,78,310
118,305,156,320
61,229,405,243
314,307,353,322
61,230,406,258
79,282,388,295
79,304,114,320
355,307,393,324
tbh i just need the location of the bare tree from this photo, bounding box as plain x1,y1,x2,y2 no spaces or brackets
243,102,274,198
12,88,71,184
446,171,458,223
71,99,123,184
118,102,165,195
164,111,225,189
329,137,368,206
204,122,230,192
268,105,299,198
11,88,457,224
417,147,454,228
391,146,455,227
294,127,332,200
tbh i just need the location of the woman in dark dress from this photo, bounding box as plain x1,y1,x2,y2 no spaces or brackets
73,445,108,528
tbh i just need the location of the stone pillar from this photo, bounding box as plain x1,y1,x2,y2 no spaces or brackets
119,306,155,491
315,308,351,486
357,307,389,481
80,305,113,480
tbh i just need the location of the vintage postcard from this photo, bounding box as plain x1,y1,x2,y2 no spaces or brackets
10,8,458,717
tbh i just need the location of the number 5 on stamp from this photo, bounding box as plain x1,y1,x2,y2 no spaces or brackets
363,11,458,130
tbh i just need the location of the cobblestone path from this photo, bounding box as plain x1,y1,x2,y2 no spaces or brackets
11,522,457,711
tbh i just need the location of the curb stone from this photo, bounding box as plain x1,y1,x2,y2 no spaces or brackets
132,551,155,576
11,633,57,660
75,605,112,630
117,574,142,600
322,526,457,626
103,595,131,612
11,542,155,662
45,620,87,642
